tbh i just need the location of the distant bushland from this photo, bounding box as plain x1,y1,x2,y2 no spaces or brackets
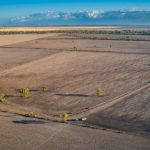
0,29,150,36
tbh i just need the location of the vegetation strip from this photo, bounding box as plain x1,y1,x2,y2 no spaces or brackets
0,30,150,36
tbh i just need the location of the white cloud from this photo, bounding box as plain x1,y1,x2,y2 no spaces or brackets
87,10,102,18
8,10,150,25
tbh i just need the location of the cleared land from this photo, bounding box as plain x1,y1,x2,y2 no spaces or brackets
84,86,150,135
0,29,150,149
0,33,60,46
0,111,150,150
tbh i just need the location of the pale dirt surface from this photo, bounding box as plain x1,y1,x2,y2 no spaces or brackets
4,35,150,54
0,34,149,117
84,86,150,135
0,51,149,115
0,33,60,46
0,111,150,150
0,47,60,72
0,32,150,149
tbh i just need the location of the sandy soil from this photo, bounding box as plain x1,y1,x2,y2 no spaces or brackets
0,33,149,140
3,34,150,54
0,51,149,114
0,111,150,150
0,33,60,46
84,86,150,135
0,47,60,72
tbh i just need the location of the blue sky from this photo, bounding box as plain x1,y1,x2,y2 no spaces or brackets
0,0,150,19
0,0,150,26
0,0,150,5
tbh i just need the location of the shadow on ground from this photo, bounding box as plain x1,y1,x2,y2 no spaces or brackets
13,120,46,125
56,93,92,97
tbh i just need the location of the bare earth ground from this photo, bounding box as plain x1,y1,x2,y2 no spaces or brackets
0,111,150,150
0,33,60,46
0,32,150,149
84,87,150,135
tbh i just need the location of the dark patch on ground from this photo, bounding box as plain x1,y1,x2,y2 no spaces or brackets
85,115,150,136
56,93,90,97
13,120,46,125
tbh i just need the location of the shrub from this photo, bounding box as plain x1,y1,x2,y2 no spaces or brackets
0,93,5,102
62,113,69,122
96,88,105,97
42,86,48,92
20,88,30,97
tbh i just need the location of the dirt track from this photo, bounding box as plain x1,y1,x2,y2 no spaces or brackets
79,83,150,116
82,84,150,136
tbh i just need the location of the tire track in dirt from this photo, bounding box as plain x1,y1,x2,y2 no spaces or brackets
74,83,150,118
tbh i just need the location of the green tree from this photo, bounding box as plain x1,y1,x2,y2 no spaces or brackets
96,88,105,97
0,93,5,102
20,88,30,97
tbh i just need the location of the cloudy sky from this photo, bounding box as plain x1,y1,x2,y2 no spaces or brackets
0,0,150,26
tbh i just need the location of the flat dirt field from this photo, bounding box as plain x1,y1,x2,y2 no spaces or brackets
0,33,61,46
0,29,150,150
